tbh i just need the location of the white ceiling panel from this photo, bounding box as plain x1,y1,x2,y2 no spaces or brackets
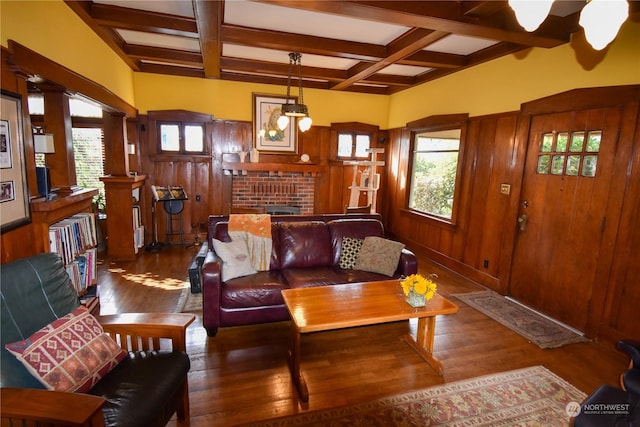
117,29,201,51
95,0,194,18
378,64,433,76
223,44,358,70
425,35,499,55
224,0,409,45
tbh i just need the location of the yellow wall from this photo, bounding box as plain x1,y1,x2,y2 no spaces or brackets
2,0,638,129
388,20,640,129
0,0,135,106
132,73,390,127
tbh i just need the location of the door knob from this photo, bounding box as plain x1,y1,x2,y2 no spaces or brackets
517,214,527,231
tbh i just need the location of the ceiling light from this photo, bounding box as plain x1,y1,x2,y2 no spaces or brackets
278,52,312,132
579,0,629,50
509,0,555,32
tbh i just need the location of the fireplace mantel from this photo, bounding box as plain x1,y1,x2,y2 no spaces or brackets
222,162,324,176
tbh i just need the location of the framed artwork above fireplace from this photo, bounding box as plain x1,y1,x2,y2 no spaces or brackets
253,93,298,154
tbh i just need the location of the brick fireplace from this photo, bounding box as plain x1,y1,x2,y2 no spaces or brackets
231,171,315,214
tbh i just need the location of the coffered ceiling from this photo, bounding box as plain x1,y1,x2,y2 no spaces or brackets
64,0,637,95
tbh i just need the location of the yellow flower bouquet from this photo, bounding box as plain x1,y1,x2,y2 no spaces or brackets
401,273,437,307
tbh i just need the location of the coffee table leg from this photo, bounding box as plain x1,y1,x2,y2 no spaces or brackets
403,316,444,375
287,325,309,402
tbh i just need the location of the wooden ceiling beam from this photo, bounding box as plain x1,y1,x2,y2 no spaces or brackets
90,3,198,37
137,63,205,78
125,45,203,66
332,28,449,90
194,0,223,78
221,25,385,61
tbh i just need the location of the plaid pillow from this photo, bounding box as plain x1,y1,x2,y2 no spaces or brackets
5,306,126,393
339,237,364,269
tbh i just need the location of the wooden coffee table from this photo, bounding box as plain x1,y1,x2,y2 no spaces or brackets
281,280,458,402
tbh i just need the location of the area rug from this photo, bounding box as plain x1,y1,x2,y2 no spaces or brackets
243,366,585,426
452,290,588,349
175,285,203,313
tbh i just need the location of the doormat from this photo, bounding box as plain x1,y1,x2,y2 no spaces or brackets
241,366,585,426
175,285,203,313
452,290,589,349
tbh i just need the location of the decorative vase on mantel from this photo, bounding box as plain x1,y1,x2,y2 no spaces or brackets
401,273,438,308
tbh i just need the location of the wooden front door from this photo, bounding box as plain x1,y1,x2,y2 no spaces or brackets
509,106,623,332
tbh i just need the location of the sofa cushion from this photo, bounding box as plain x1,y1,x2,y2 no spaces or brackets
279,221,332,269
282,267,393,289
88,350,190,427
355,236,405,277
5,306,126,393
212,238,257,281
221,271,287,309
339,237,364,269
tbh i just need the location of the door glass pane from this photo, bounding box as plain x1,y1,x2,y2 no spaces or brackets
586,131,602,152
541,133,553,152
185,125,204,152
160,124,180,151
338,134,353,157
551,155,565,175
355,135,370,158
537,155,550,174
582,155,598,177
570,132,584,152
555,132,568,152
567,155,580,176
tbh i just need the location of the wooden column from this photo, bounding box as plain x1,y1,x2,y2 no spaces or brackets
42,86,79,195
102,111,130,176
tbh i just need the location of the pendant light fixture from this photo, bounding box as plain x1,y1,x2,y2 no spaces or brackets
509,0,555,32
579,0,629,50
277,52,312,132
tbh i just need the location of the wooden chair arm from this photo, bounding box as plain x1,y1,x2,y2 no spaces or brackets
97,313,195,353
1,387,106,427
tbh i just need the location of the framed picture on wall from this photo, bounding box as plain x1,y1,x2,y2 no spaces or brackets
253,93,298,154
1,90,31,233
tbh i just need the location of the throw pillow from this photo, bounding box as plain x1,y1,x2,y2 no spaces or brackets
212,238,257,281
5,306,126,393
354,236,405,277
339,237,364,269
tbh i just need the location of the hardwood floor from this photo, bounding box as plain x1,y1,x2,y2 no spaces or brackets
96,244,629,426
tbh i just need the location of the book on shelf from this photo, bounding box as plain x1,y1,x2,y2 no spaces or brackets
151,185,188,201
48,212,98,295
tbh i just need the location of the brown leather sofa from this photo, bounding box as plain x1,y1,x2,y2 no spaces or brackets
201,214,418,337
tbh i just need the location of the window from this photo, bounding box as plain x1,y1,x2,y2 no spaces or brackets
536,130,601,177
159,122,204,153
337,132,371,159
408,129,462,220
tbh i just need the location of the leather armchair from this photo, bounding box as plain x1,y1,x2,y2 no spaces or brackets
618,340,640,396
1,253,195,427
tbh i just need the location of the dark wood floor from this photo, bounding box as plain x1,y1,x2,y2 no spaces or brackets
96,244,629,426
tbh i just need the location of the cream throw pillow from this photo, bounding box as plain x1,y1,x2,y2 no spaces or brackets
212,238,257,281
354,236,405,277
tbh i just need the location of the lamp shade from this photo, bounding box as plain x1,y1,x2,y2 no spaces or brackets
579,0,629,50
34,133,55,153
509,0,554,32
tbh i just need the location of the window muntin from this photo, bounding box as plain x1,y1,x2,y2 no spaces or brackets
337,132,370,159
159,122,205,154
408,129,461,220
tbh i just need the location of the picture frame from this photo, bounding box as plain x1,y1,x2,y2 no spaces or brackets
1,90,31,233
253,93,298,154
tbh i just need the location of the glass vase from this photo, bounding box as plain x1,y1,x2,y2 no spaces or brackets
406,290,426,307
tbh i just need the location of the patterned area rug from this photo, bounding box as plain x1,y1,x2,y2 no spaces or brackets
453,291,589,349
243,366,585,426
175,286,203,313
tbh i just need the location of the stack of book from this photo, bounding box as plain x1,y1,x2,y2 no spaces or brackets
48,212,98,295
